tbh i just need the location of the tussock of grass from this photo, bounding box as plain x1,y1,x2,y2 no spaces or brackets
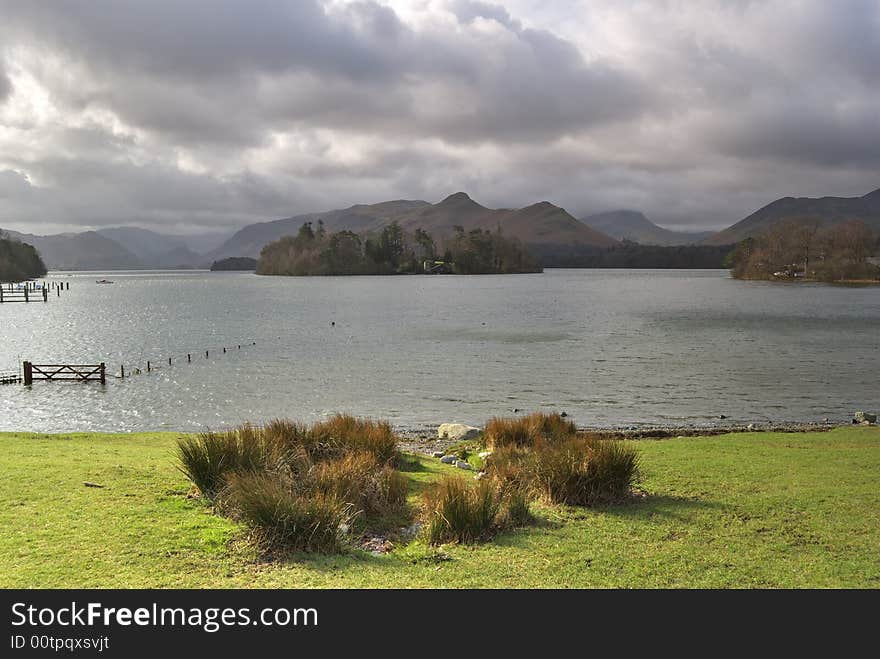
484,412,577,449
224,471,350,553
307,415,399,465
422,476,533,545
175,424,276,500
311,453,407,518
483,413,640,506
423,477,502,545
176,415,405,553
497,486,532,527
528,437,640,505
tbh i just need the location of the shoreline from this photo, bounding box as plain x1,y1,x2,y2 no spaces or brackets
3,420,866,456
387,420,852,453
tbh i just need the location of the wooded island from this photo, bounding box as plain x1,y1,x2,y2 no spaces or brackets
256,221,542,276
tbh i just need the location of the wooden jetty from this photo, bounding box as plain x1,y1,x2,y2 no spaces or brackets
0,280,68,303
22,362,106,385
0,286,48,303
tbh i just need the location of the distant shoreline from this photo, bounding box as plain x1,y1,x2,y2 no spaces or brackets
734,276,880,286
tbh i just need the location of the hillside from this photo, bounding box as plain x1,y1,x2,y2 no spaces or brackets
0,226,224,270
706,188,880,245
399,194,617,248
582,210,712,245
0,233,47,281
97,227,188,262
210,193,616,263
3,229,143,270
207,200,429,261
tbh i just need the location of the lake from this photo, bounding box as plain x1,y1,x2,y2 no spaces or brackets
0,269,877,433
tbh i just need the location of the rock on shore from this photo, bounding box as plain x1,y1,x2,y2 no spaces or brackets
437,423,481,441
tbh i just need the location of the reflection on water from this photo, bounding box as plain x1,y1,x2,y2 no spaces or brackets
0,269,877,432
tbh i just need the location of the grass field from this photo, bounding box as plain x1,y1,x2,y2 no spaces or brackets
1,427,878,588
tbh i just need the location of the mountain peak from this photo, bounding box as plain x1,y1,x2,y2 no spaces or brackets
440,191,474,203
433,192,487,214
862,187,880,201
519,201,562,214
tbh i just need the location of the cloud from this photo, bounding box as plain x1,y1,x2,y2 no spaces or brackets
0,66,9,102
0,0,878,234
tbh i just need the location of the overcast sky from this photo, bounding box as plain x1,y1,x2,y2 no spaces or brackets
1,0,878,235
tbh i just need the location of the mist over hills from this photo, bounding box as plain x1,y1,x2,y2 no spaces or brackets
581,210,713,245
3,229,144,270
0,227,231,271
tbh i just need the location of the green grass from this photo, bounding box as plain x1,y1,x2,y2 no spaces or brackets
1,427,878,588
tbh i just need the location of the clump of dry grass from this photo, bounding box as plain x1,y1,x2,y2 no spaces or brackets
176,415,406,553
421,475,533,545
223,471,350,553
484,434,640,507
306,414,399,465
311,452,407,518
176,423,282,501
422,476,502,545
484,412,577,449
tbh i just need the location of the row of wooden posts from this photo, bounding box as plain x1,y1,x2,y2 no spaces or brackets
0,281,69,303
13,341,256,386
119,342,257,378
4,281,69,290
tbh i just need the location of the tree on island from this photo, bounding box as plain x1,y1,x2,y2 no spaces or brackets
210,257,258,271
255,222,542,276
727,218,879,282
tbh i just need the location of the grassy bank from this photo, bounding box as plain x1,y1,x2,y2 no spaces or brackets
1,427,878,588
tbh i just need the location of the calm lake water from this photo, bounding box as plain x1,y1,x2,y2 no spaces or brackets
0,269,877,433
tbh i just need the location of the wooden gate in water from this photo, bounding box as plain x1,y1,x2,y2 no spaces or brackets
22,362,106,385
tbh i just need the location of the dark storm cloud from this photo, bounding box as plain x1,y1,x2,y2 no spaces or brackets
0,0,646,146
0,0,878,234
711,93,880,167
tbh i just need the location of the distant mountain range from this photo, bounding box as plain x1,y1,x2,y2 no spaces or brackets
705,188,880,245
0,227,232,270
208,192,617,263
581,210,713,245
3,229,144,270
3,187,878,270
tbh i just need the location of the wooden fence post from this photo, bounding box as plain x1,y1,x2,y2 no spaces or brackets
24,287,28,302
100,363,106,385
120,365,125,379
23,361,32,386
42,287,48,302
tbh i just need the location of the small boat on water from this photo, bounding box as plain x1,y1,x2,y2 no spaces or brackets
95,279,115,284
